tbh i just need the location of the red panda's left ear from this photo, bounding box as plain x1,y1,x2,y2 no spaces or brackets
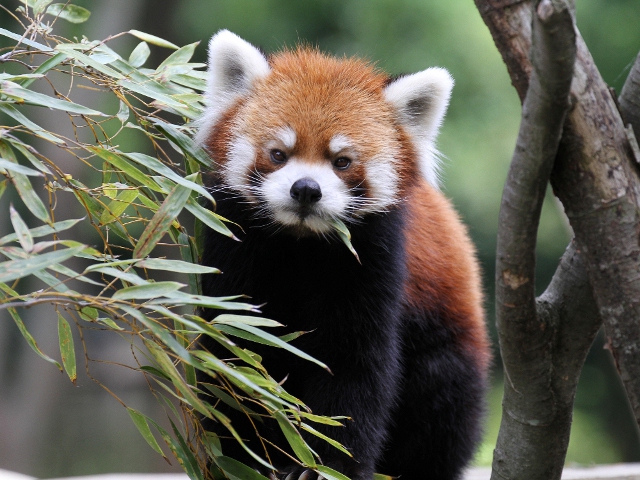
384,68,454,187
196,30,270,144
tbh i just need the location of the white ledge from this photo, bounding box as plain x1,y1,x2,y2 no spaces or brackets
3,465,640,480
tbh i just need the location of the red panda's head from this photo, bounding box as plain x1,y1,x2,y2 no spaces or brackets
197,30,453,235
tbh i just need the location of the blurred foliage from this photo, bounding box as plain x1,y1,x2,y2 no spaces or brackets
1,0,639,475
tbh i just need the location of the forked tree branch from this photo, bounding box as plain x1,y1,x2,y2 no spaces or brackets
492,1,586,478
476,0,640,437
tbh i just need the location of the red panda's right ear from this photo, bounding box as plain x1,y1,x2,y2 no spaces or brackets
197,30,270,142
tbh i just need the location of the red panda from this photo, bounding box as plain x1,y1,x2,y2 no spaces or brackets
197,30,490,480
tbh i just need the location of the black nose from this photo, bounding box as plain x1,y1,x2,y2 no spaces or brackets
290,178,322,205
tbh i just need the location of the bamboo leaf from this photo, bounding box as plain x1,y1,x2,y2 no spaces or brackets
215,457,270,480
128,30,178,50
300,423,350,456
45,3,91,23
0,27,52,51
185,200,237,240
57,313,76,383
10,141,53,174
157,42,198,69
329,218,360,264
0,104,64,144
87,147,163,192
10,171,50,222
99,188,138,225
274,411,317,467
0,80,104,116
9,205,34,252
316,466,351,480
55,46,123,80
152,119,213,167
116,100,130,123
1,291,62,370
137,258,219,274
20,52,68,88
213,314,283,328
126,407,167,458
112,281,185,300
0,158,43,177
128,41,150,68
0,218,82,245
32,0,53,15
124,153,213,202
0,245,84,283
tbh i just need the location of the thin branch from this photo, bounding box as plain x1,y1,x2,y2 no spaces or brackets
620,51,640,140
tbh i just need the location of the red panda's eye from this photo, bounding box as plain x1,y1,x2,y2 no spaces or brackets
334,157,351,170
270,149,287,164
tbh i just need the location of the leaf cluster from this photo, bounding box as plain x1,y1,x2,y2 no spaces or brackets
0,4,362,479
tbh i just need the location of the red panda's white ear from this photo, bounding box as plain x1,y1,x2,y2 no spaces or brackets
197,30,270,143
384,68,454,187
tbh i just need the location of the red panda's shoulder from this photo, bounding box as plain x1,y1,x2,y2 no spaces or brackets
404,180,490,372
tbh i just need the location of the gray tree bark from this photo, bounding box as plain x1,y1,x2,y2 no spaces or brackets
473,0,640,478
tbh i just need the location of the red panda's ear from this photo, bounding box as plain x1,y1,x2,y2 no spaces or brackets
384,68,454,187
197,30,270,142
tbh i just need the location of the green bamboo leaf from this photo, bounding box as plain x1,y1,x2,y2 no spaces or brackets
55,46,123,80
112,281,184,300
126,407,167,458
20,52,68,88
147,292,257,311
87,147,162,192
151,119,212,167
32,0,53,15
10,171,50,222
298,412,345,426
10,141,53,174
9,205,34,252
329,218,360,264
0,245,85,283
128,41,150,68
221,321,330,372
57,313,76,383
0,27,52,51
0,104,64,144
213,314,283,328
300,423,351,456
0,80,104,116
45,3,91,23
1,292,61,370
0,158,43,177
97,317,123,330
133,183,191,259
185,201,237,240
215,457,270,480
372,474,395,480
316,466,351,480
144,340,211,417
170,73,207,91
99,188,138,225
157,42,199,69
274,411,316,467
78,306,98,322
169,420,204,480
128,30,179,50
137,258,219,274
123,153,212,202
0,218,82,246
116,100,130,123
0,180,6,202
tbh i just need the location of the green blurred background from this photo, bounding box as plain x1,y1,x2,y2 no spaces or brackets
0,0,639,476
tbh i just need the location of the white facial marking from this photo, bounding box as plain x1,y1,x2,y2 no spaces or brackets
275,126,297,150
261,160,350,233
223,134,256,192
365,150,400,210
329,134,354,155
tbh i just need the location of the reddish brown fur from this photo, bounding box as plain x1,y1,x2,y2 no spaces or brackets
404,180,491,373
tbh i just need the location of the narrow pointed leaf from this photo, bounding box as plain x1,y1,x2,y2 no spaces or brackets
128,30,178,50
133,183,191,258
0,104,64,143
215,457,270,480
45,3,91,23
116,100,130,123
329,218,360,264
0,245,84,283
126,407,166,457
1,80,104,116
317,466,351,480
0,158,43,177
0,218,83,245
274,411,316,467
20,52,68,88
157,42,198,69
137,258,219,274
57,313,76,383
10,205,34,252
112,281,184,300
185,201,236,239
0,27,52,51
87,147,162,192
